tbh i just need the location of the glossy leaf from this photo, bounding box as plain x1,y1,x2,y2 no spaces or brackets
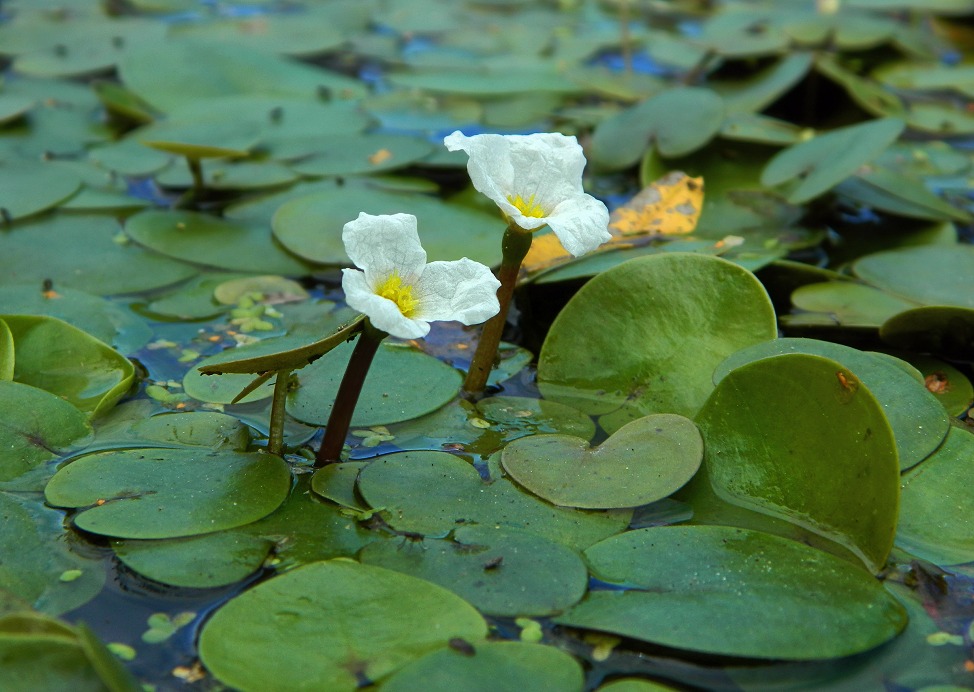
537,253,777,431
501,414,702,509
45,449,291,539
199,560,487,691
699,353,900,571
356,451,630,551
714,337,949,471
557,525,907,659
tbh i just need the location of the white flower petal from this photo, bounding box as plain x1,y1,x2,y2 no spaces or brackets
445,130,608,254
342,212,427,288
342,268,430,339
545,194,612,257
414,258,501,325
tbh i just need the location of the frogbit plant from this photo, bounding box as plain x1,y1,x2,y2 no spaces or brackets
315,212,501,465
444,131,611,395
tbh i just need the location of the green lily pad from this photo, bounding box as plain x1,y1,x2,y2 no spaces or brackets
360,525,588,617
854,245,974,308
385,394,594,457
198,559,487,691
117,39,365,113
44,448,291,539
113,531,274,588
590,88,725,170
0,161,80,220
88,139,172,176
715,52,814,115
501,414,702,509
896,426,974,566
790,281,921,327
556,525,907,660
87,405,251,455
880,306,974,359
2,315,135,417
240,475,375,570
125,209,309,275
171,10,347,57
0,285,151,355
838,167,971,222
0,93,36,125
143,273,238,321
380,641,584,692
699,353,900,571
0,320,11,381
0,493,105,615
0,616,109,692
156,160,299,190
136,119,260,159
714,338,949,471
760,118,905,204
356,451,630,551
288,133,433,177
537,253,777,431
0,213,197,296
899,355,973,416
597,680,677,692
0,381,92,491
287,341,462,427
271,186,502,267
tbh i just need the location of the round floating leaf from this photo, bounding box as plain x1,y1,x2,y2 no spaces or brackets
172,10,347,56
760,118,905,204
0,381,92,491
556,525,907,660
501,414,702,509
896,426,974,566
0,214,197,296
117,39,365,113
125,210,309,275
838,168,971,222
854,245,974,308
699,353,900,571
591,88,725,170
272,186,502,266
88,406,251,455
44,448,291,539
113,532,273,588
714,337,949,471
360,525,588,617
137,119,260,159
287,341,462,427
184,353,277,405
0,284,151,355
598,680,678,692
790,281,920,327
356,451,630,551
3,315,135,418
288,133,433,177
381,641,584,692
240,475,375,570
902,355,973,416
0,161,80,220
0,493,105,615
537,253,777,431
156,160,299,190
880,306,974,359
199,559,487,691
88,139,172,176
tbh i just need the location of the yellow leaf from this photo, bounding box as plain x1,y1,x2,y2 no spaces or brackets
519,171,704,280
609,171,703,237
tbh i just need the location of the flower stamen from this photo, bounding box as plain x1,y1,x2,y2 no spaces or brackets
507,193,547,219
376,271,420,317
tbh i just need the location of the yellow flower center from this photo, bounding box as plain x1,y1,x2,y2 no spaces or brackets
507,193,547,219
376,271,420,317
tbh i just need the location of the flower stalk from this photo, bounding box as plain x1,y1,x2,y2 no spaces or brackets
462,225,532,396
315,321,386,466
267,368,292,457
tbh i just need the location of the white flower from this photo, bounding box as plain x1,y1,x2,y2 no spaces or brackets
444,131,611,257
341,212,501,340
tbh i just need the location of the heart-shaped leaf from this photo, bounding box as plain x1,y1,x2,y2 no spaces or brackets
199,559,487,691
556,525,907,660
699,353,900,572
502,414,702,509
